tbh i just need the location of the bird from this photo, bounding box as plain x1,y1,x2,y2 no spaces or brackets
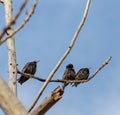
73,68,90,87
17,60,39,85
62,64,76,89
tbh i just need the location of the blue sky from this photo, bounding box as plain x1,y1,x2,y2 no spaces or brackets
0,0,120,115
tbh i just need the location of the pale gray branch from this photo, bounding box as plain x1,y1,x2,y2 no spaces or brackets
0,0,28,40
31,86,64,115
88,56,112,80
4,0,18,95
0,0,38,45
0,78,28,115
28,0,91,112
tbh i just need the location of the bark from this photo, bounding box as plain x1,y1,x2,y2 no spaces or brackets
4,0,17,95
31,86,64,115
0,78,28,115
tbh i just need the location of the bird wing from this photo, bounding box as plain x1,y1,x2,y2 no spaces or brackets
76,68,83,76
72,68,76,74
22,62,36,74
22,62,30,73
62,69,69,80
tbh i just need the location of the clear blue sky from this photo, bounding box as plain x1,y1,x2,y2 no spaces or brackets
0,0,120,115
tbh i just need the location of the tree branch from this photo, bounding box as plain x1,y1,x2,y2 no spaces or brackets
28,0,91,112
31,86,64,115
70,56,112,84
0,0,38,45
30,56,111,115
17,70,68,83
0,78,28,115
0,0,28,40
3,0,18,95
88,56,112,81
17,56,112,84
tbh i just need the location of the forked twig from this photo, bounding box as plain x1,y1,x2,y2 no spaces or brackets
28,0,91,112
0,0,28,40
0,0,38,45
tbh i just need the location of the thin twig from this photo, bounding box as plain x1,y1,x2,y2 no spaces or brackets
0,0,38,45
17,70,64,83
17,70,46,82
28,0,91,112
68,56,112,84
0,0,28,40
88,56,112,81
17,56,112,84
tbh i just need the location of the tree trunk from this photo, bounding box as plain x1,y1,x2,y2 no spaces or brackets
0,78,28,115
4,0,17,95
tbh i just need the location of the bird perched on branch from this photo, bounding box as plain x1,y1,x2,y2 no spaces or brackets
62,64,76,90
17,60,39,85
73,68,90,87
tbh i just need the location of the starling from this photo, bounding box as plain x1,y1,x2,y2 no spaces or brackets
73,68,90,87
62,64,76,89
17,60,39,85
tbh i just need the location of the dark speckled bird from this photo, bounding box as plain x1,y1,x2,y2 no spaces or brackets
62,64,76,89
17,60,39,85
73,68,90,87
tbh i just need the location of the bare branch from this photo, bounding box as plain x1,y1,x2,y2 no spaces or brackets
0,0,28,40
0,78,28,115
0,0,38,45
4,0,18,95
88,56,112,80
28,0,91,112
17,70,67,83
31,86,64,115
17,56,112,85
17,70,46,82
70,56,112,84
